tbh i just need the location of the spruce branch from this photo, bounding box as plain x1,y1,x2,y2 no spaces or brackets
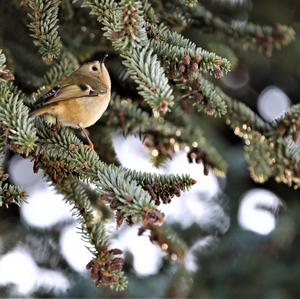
184,3,295,57
103,94,176,139
185,132,228,177
224,96,271,133
0,135,6,176
33,120,196,219
103,95,227,174
138,224,187,260
79,0,175,113
146,22,231,78
238,125,300,188
42,50,79,86
244,132,300,187
181,69,300,187
103,95,167,136
220,89,300,187
33,123,173,224
77,0,121,39
193,77,227,116
27,120,198,288
141,0,159,23
0,52,9,172
184,0,198,7
272,104,300,141
27,0,62,63
121,45,174,113
0,0,298,293
173,70,228,117
32,122,197,288
244,131,273,183
0,83,37,156
78,0,229,116
26,50,79,106
0,50,15,82
0,51,28,207
125,169,196,205
117,0,148,50
0,179,27,208
97,165,165,226
56,179,127,290
206,42,239,70
0,50,6,70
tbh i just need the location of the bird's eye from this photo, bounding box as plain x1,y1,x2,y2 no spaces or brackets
92,66,98,71
79,84,88,91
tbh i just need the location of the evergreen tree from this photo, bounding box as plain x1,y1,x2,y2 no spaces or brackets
0,0,298,295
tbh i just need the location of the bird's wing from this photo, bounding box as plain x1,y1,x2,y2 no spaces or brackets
31,84,97,110
31,86,60,110
46,84,93,103
62,73,107,94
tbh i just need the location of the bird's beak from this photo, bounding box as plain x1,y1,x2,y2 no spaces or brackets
100,54,108,64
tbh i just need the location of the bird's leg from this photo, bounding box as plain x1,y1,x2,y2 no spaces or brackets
79,125,94,150
49,117,61,136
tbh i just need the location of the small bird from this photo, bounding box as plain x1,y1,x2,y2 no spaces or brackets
30,57,111,149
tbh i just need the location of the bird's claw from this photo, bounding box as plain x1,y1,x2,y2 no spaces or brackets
86,142,95,151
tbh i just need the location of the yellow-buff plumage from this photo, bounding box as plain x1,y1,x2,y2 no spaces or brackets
31,60,111,148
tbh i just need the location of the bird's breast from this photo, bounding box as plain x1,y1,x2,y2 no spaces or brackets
52,96,110,128
77,96,110,128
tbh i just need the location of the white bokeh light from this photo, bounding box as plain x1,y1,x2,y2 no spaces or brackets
4,133,227,286
257,86,291,121
111,225,165,276
221,66,249,89
0,248,37,294
162,151,227,229
21,188,73,228
0,248,69,295
60,224,93,272
238,188,282,235
114,136,223,229
9,156,73,229
60,222,165,277
184,236,216,272
9,156,43,192
113,135,160,173
214,0,249,5
114,135,220,198
35,269,70,294
165,151,220,198
111,135,228,276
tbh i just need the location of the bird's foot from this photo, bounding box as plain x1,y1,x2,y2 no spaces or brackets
86,142,94,151
49,121,61,136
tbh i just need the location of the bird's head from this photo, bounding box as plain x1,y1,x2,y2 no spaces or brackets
76,57,111,91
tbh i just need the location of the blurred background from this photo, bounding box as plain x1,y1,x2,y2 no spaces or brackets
0,0,300,298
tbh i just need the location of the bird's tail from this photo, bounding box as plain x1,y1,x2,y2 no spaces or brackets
29,106,48,118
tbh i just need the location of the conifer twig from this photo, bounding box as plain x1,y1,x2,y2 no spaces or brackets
27,0,62,63
182,2,295,57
